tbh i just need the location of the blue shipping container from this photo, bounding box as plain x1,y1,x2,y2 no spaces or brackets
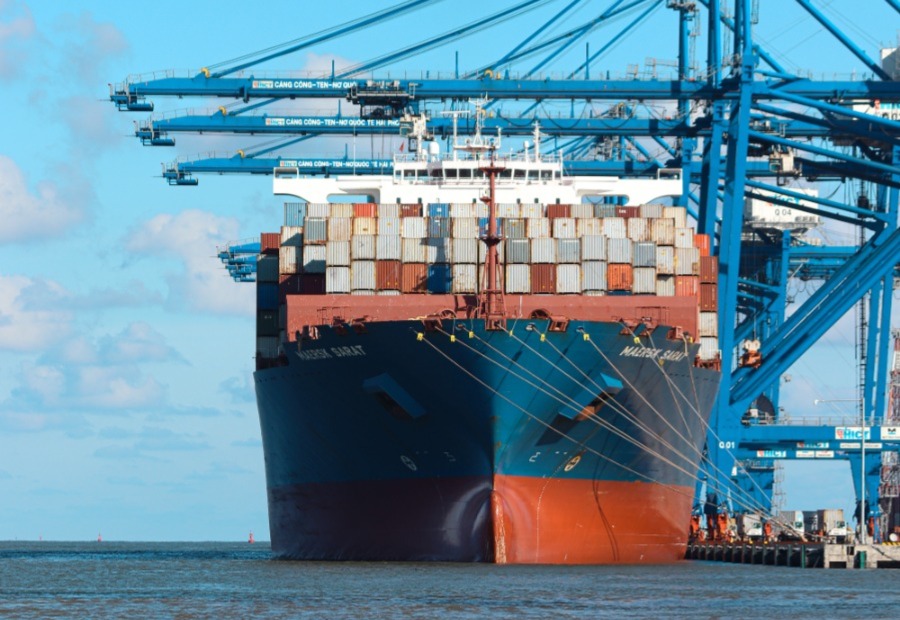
427,264,452,293
284,202,307,227
256,283,279,310
428,203,450,218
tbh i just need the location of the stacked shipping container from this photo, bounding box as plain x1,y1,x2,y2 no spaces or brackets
257,202,721,362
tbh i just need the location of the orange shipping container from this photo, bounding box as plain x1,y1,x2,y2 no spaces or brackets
674,275,700,297
700,283,718,310
546,204,571,219
400,204,422,218
607,263,634,291
700,255,719,283
694,233,711,257
376,260,402,290
615,206,641,219
530,263,557,293
401,263,428,293
353,203,378,217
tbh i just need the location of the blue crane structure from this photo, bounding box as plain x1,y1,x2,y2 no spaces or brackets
109,0,900,540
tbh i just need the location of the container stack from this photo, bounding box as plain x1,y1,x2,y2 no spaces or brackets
256,231,281,365
265,201,721,361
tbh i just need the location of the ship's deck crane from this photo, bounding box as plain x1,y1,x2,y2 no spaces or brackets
109,0,900,536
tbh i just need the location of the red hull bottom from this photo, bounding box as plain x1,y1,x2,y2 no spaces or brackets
269,476,692,564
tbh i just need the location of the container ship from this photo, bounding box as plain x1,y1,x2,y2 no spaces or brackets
243,124,722,563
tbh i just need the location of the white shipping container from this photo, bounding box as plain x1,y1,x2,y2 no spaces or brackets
552,217,577,239
627,217,651,242
378,203,400,218
377,290,402,296
607,237,633,264
656,274,675,296
475,203,489,218
351,234,376,260
663,206,688,228
402,217,427,239
378,217,401,236
674,227,694,249
531,238,556,263
279,245,300,275
325,266,350,293
302,245,326,273
497,203,520,218
452,217,479,238
450,203,476,218
402,238,427,263
577,217,604,237
556,264,581,294
452,263,478,293
633,242,657,267
602,217,627,238
505,238,530,263
639,203,664,219
351,260,376,290
326,241,350,266
478,238,506,263
376,235,402,260
651,218,676,245
699,336,720,361
351,289,376,296
527,217,551,238
656,246,675,274
633,267,657,294
582,261,607,292
571,204,595,219
280,226,303,247
426,238,452,263
328,217,352,241
307,203,330,218
556,238,581,263
581,235,606,261
505,264,531,293
453,238,479,264
675,247,700,275
520,203,544,218
353,217,378,235
699,312,719,337
330,203,354,218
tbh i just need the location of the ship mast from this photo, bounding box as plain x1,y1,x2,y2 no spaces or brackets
479,147,506,331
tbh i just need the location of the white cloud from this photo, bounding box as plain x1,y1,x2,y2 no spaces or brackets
0,0,36,79
0,155,87,243
57,11,128,86
97,322,184,364
125,209,254,316
0,275,74,351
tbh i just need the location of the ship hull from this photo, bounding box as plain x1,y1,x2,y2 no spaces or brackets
255,317,719,563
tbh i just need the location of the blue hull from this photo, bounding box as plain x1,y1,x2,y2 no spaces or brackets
255,319,719,562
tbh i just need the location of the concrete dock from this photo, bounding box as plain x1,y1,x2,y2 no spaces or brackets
685,542,900,568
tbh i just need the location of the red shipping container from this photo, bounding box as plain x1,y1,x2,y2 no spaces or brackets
260,232,280,255
700,283,718,310
694,233,711,257
353,203,378,217
546,204,571,219
530,263,557,293
607,263,633,291
376,260,402,290
700,255,719,283
400,204,423,218
401,263,428,293
615,206,641,219
299,273,326,295
674,275,700,297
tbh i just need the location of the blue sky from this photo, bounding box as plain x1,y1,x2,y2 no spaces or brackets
0,1,897,540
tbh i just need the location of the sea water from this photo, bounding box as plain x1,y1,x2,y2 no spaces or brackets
1,541,898,619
